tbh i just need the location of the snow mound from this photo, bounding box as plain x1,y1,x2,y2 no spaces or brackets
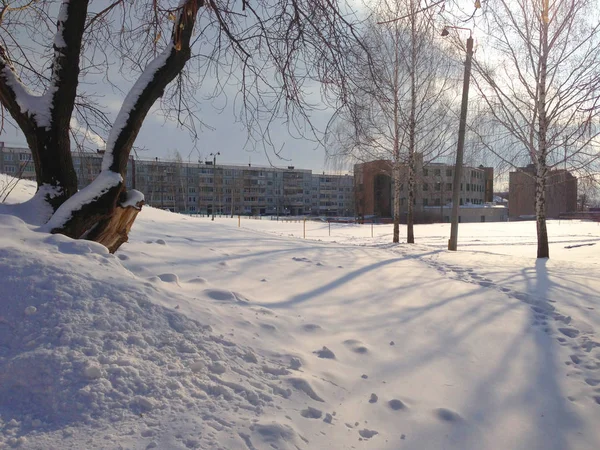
0,217,304,448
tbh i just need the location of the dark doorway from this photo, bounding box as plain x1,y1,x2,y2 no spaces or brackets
374,174,392,217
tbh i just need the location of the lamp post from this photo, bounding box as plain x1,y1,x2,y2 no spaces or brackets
443,26,474,251
209,152,220,221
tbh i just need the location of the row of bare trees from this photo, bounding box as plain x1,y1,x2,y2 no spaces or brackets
326,0,600,258
325,0,460,244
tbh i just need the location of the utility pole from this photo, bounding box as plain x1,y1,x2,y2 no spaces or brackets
443,26,474,251
210,152,220,221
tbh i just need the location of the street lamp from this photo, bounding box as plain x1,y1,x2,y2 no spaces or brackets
442,26,474,251
209,152,220,221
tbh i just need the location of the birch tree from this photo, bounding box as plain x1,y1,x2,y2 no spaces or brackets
472,0,600,258
327,0,458,243
0,0,362,252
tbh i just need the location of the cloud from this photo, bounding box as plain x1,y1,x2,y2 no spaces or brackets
69,117,106,150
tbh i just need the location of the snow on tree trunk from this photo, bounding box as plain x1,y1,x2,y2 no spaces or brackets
46,0,202,252
0,0,88,213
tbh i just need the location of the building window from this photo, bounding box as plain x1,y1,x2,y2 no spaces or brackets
466,184,470,191
423,198,429,206
446,169,452,177
423,168,429,176
423,183,429,191
434,169,441,176
435,182,441,191
19,153,30,161
3,153,13,161
4,165,16,173
446,183,452,191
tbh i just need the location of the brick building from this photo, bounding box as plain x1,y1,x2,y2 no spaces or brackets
354,156,495,221
508,165,577,219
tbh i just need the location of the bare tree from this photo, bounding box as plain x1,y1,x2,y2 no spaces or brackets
471,0,600,258
0,0,363,252
327,0,458,243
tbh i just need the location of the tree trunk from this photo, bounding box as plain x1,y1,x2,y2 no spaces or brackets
393,162,401,243
536,158,549,258
406,4,416,245
536,0,550,259
0,0,89,212
86,198,145,253
407,152,415,244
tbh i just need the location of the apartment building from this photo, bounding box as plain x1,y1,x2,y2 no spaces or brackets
509,165,577,219
354,156,497,222
0,145,354,217
310,174,354,217
0,144,36,181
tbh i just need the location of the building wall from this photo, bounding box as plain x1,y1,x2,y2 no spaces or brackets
354,157,494,220
311,174,354,217
424,205,508,223
0,145,354,217
508,166,578,219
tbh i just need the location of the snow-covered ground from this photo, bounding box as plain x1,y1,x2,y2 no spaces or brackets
1,176,600,450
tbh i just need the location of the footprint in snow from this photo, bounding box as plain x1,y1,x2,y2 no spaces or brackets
157,273,179,284
388,399,406,410
434,408,462,422
358,429,378,439
559,328,580,338
300,407,322,419
313,346,336,359
203,289,248,305
343,339,369,355
187,277,208,284
292,257,311,262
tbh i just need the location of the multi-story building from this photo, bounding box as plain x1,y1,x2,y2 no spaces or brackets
310,173,354,217
0,143,36,181
509,165,577,219
354,156,498,222
0,144,355,217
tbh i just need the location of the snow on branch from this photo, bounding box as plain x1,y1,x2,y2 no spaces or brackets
0,0,88,130
0,49,43,128
101,0,202,174
43,171,123,232
44,0,89,129
101,43,175,172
